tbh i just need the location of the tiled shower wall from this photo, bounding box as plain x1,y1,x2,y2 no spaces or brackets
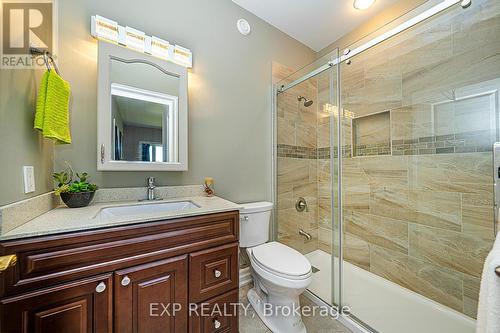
276,0,499,320
274,62,320,254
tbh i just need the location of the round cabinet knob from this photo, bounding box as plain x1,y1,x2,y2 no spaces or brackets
214,319,221,329
95,282,106,293
214,269,222,278
121,275,131,287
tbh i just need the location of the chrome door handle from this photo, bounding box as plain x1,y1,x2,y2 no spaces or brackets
214,318,221,329
96,282,106,293
121,275,131,286
214,269,222,278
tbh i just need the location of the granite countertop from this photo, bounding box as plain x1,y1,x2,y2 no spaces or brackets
0,195,241,241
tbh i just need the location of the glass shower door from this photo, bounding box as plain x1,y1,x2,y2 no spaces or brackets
339,0,499,332
274,50,340,307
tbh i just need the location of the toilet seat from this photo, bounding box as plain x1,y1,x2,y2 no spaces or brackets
250,242,312,280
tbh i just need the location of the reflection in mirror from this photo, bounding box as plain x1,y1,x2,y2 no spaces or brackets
110,59,179,163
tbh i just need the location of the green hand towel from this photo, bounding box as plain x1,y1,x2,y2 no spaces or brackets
34,70,72,144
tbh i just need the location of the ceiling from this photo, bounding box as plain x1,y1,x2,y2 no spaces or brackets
232,0,400,51
113,95,165,129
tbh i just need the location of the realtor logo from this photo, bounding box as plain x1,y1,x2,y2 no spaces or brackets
1,0,56,68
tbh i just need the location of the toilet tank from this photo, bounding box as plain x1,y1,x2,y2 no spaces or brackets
239,202,273,248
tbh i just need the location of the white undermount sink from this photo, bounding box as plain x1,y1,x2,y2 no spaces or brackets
97,201,200,219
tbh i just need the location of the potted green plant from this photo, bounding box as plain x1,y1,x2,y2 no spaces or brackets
53,164,98,208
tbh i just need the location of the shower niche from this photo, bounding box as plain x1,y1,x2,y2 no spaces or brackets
352,111,391,157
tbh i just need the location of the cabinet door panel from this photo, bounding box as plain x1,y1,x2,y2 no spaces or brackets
114,256,188,333
0,274,112,333
189,243,238,303
190,289,239,333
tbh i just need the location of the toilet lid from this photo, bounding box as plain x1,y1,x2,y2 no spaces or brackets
251,242,311,278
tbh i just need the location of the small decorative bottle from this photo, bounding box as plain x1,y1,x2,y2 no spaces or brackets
204,177,214,197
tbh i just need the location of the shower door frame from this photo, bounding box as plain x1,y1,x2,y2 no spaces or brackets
272,0,471,332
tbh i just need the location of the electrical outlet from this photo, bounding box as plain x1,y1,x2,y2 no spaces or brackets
23,166,35,193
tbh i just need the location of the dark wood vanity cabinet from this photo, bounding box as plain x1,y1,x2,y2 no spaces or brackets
1,274,113,333
0,211,240,333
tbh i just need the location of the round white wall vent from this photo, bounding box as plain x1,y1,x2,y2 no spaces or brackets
237,18,251,36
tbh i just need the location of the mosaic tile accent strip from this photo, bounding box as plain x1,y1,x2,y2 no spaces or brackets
354,142,391,157
277,145,352,159
392,130,493,156
279,131,493,159
277,144,317,159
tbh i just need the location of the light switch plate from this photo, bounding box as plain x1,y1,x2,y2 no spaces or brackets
23,166,35,193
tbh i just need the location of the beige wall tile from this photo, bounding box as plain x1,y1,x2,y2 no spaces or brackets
370,245,463,312
463,274,481,319
360,156,408,186
409,224,493,277
317,123,331,148
462,204,495,240
345,211,408,254
278,118,295,145
391,105,433,141
343,184,370,212
277,157,310,186
296,123,317,148
370,184,410,221
318,227,333,254
409,153,492,194
343,233,370,271
408,189,461,231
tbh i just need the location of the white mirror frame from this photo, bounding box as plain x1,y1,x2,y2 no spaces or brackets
97,41,188,171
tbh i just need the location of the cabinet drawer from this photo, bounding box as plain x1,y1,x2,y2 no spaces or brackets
189,243,238,303
189,289,238,333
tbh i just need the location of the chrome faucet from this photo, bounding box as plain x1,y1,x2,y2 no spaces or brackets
147,177,156,201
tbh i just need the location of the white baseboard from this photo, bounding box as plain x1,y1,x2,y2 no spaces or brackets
239,267,252,287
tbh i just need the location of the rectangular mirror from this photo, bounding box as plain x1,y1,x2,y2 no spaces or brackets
97,41,188,171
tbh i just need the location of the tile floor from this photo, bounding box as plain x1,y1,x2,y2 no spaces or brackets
238,283,352,333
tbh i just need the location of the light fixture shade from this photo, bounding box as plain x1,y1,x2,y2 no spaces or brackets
353,0,376,10
93,15,119,43
173,45,193,68
125,26,146,52
151,36,172,61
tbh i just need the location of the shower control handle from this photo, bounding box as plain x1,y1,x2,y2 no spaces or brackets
295,197,308,212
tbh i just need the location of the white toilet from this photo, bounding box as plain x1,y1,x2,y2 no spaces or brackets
240,202,312,333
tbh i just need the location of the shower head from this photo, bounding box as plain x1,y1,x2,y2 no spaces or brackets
298,96,314,107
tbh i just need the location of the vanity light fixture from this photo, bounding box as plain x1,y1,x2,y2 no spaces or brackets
151,36,172,60
353,0,376,10
92,15,119,43
173,45,193,68
90,15,192,68
125,26,146,52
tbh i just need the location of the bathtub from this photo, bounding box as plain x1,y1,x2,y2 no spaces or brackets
305,250,476,333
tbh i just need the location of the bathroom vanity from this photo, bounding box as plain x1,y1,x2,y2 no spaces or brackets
0,195,240,333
